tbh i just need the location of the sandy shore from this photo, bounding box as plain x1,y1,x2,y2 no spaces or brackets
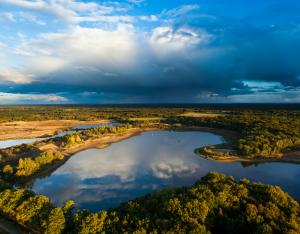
39,127,155,156
19,127,156,182
5,126,300,183
196,148,300,164
0,120,110,140
43,126,238,158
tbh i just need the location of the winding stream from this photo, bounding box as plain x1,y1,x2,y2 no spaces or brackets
31,130,300,212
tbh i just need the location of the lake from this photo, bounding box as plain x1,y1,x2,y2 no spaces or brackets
32,130,300,212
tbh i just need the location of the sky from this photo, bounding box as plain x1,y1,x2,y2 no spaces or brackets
0,0,300,104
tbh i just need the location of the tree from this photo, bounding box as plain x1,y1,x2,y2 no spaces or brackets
44,208,65,234
3,164,13,174
16,158,39,176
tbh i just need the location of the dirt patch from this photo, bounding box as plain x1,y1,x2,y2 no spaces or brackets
0,120,110,140
39,127,154,156
129,117,163,121
179,112,223,118
197,149,300,164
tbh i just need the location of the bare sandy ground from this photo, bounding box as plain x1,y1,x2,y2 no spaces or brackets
2,125,299,180
38,127,153,155
0,120,109,140
197,147,300,164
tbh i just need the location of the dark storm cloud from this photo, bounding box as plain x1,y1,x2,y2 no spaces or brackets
1,0,300,103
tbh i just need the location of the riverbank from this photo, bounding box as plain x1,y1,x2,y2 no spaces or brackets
196,145,300,164
2,125,300,233
6,125,300,184
0,119,110,140
19,127,158,183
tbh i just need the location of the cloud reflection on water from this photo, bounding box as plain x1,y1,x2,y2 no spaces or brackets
32,131,300,212
33,131,221,211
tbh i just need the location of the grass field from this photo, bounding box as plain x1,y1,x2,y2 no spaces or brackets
179,112,223,118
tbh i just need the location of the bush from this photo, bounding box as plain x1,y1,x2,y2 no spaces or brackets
2,164,13,174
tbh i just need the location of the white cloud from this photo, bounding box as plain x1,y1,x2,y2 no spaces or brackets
161,4,200,18
128,0,145,5
151,161,198,179
228,88,300,103
0,12,16,22
149,26,211,56
242,80,284,92
18,11,46,25
0,0,46,10
0,1,148,86
0,69,33,84
0,92,68,103
2,24,138,84
0,0,131,24
139,15,158,22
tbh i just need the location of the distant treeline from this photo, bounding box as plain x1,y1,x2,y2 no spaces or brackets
0,106,187,122
1,105,299,123
0,172,298,233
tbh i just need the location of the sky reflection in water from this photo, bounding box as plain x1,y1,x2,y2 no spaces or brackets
32,131,300,212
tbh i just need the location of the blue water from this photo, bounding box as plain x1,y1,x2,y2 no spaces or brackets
31,131,300,212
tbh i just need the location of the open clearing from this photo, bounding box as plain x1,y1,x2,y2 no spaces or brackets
0,120,109,140
129,117,163,121
179,112,223,118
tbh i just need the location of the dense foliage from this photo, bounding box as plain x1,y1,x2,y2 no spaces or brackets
2,151,64,178
0,172,299,233
0,106,300,232
56,124,133,147
0,144,39,163
0,106,187,122
166,111,300,158
110,172,300,234
1,105,299,159
0,188,72,233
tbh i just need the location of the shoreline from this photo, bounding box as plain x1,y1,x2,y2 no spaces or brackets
196,153,300,164
20,127,158,183
6,126,300,184
195,147,300,164
0,119,110,141
22,126,231,183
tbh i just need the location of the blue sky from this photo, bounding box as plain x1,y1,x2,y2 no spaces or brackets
0,0,299,104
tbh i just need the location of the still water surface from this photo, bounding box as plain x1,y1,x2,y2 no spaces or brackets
32,131,300,212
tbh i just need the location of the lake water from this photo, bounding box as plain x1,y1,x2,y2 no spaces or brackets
0,122,120,149
32,130,300,212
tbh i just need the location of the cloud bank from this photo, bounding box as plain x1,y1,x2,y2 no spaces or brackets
0,0,299,103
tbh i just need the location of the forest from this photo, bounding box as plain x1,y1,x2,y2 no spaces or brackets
0,105,299,233
2,151,64,178
0,172,298,233
165,110,300,158
56,124,133,147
